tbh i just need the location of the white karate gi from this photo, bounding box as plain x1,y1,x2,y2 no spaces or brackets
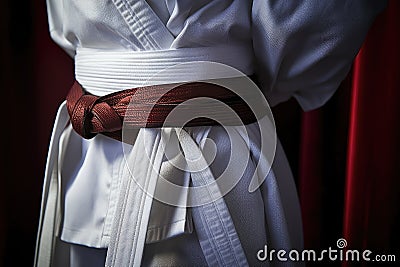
36,0,386,266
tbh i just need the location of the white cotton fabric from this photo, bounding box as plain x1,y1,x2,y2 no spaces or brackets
43,0,385,260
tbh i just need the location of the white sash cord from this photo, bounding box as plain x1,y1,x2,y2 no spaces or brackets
177,128,249,267
105,126,250,267
105,129,168,267
35,102,69,267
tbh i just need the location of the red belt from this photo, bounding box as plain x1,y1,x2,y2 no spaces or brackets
66,78,257,141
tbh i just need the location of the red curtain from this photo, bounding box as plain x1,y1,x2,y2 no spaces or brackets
0,0,72,266
343,0,400,257
299,1,400,265
0,1,398,266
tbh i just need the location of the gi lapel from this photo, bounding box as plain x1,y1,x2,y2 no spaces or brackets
111,0,175,50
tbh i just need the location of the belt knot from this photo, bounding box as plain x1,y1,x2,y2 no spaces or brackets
66,81,122,139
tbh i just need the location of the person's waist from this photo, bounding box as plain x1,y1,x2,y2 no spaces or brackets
75,44,254,96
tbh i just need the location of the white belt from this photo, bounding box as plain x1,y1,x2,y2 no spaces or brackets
35,46,254,267
75,44,254,95
78,47,252,267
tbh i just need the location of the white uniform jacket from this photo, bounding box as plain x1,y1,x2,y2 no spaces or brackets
35,1,386,266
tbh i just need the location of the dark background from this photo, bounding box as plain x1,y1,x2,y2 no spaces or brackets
1,1,399,266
